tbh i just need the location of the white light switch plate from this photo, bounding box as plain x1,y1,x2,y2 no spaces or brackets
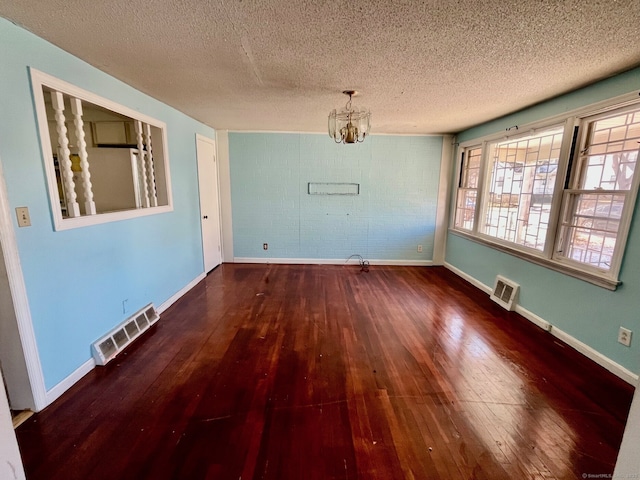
15,207,31,227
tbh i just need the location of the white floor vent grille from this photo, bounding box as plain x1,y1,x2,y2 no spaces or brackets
490,276,520,311
92,303,159,366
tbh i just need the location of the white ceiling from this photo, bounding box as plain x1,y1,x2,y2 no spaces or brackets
2,0,640,134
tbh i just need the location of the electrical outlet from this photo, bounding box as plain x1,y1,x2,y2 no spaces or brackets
618,327,632,347
417,245,423,253
263,243,268,250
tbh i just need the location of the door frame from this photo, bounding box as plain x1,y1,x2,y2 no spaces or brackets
0,155,47,411
195,134,223,272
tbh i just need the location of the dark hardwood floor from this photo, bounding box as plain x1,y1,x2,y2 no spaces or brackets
16,264,634,479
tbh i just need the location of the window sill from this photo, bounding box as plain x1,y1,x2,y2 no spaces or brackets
448,229,621,291
53,205,173,231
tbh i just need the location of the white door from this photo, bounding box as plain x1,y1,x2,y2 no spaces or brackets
196,135,222,273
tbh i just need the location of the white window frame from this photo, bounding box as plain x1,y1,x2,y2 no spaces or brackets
450,91,640,290
453,145,483,232
553,104,640,278
476,122,572,256
30,68,173,231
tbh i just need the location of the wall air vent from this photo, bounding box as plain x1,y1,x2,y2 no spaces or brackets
91,303,159,366
490,276,520,311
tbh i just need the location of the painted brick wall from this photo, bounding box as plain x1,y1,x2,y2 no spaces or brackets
229,133,443,262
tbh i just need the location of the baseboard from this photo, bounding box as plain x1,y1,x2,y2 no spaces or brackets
443,262,492,294
548,325,638,385
233,257,433,266
158,272,206,314
44,358,95,407
42,273,207,409
514,304,552,332
443,262,639,385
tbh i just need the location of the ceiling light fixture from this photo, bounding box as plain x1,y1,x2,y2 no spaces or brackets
328,90,371,144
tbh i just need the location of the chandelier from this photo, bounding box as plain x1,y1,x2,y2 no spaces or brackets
328,90,371,144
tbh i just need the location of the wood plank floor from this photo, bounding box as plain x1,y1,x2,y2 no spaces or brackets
16,264,634,479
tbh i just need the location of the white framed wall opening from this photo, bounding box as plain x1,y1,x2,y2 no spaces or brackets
451,94,640,290
30,68,173,230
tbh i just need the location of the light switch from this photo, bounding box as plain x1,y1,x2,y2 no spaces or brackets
15,207,31,227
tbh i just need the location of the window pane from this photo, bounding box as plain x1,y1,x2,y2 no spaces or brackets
454,147,482,231
465,147,482,189
482,126,564,250
582,111,640,191
564,227,617,269
454,189,477,230
559,193,625,270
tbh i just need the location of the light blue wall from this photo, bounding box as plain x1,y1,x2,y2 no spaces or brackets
229,133,443,261
447,66,640,374
0,18,213,389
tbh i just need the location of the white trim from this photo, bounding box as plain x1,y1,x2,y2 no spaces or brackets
443,262,638,385
234,257,433,266
433,135,454,265
44,358,95,407
548,323,638,385
449,229,620,290
30,68,164,131
49,205,174,231
371,132,448,137
448,143,461,230
443,262,491,294
227,130,447,137
29,68,174,231
157,273,206,314
215,130,234,263
513,304,551,332
0,157,47,411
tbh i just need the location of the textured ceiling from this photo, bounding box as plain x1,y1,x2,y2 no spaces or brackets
2,1,640,134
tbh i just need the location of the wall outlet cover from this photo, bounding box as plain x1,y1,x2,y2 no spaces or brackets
618,327,632,347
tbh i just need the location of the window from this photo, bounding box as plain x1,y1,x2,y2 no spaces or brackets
31,69,172,230
452,98,640,289
481,126,564,250
454,146,481,231
555,106,640,272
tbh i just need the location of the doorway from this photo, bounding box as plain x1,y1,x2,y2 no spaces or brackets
0,156,45,412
